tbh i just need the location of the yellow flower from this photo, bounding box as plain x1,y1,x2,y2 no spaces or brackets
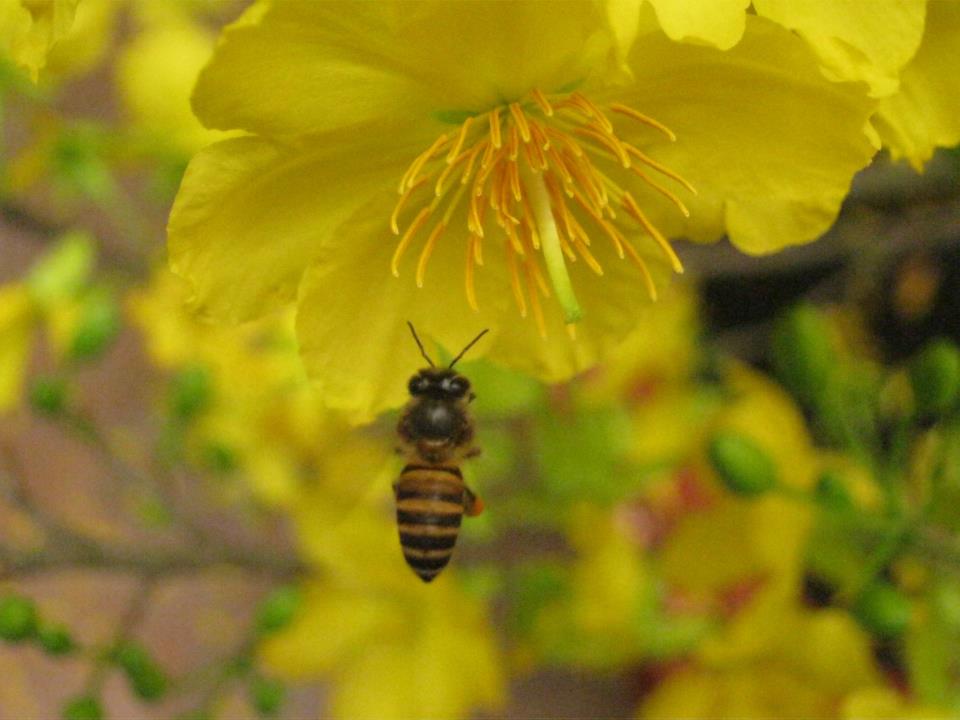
0,283,34,412
261,576,504,720
0,0,78,81
116,0,235,155
873,1,960,171
170,1,877,422
614,0,926,97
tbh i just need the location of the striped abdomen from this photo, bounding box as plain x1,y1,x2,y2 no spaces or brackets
395,464,465,582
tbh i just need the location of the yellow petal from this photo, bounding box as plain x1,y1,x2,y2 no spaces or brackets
645,0,749,50
754,0,926,98
116,16,225,153
296,185,674,423
873,1,960,171
0,284,35,413
192,0,610,137
42,0,118,79
0,0,78,81
167,133,414,323
607,15,876,254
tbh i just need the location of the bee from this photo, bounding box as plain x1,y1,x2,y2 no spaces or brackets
394,322,489,582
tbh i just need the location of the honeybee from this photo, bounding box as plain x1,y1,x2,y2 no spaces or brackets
394,323,489,582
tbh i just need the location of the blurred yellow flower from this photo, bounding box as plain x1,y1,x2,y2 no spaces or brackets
169,0,877,423
873,1,960,171
614,0,926,97
0,0,77,80
116,1,231,155
0,232,99,412
262,576,504,720
0,283,34,412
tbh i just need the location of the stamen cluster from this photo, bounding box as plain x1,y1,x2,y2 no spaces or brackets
391,89,694,336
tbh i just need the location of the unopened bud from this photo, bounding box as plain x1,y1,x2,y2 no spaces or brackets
814,470,853,512
708,432,777,496
256,586,301,636
62,696,102,720
114,642,168,701
0,595,38,642
29,375,68,415
853,582,911,639
250,676,285,717
910,339,960,418
168,365,211,421
38,624,75,655
771,304,834,407
69,291,119,361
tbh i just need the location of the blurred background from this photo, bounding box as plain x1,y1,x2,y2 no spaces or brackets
1,2,960,719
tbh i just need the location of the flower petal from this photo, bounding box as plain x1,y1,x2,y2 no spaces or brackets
873,1,960,171
645,0,749,51
297,189,673,423
0,0,78,81
604,15,876,254
167,132,418,323
753,0,926,98
193,0,610,138
0,284,34,413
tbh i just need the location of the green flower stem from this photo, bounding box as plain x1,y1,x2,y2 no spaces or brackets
523,167,582,324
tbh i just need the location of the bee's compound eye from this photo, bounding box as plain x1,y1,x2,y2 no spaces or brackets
446,376,470,397
408,375,430,396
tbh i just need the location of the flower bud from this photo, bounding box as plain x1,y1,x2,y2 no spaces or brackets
250,676,285,717
114,642,168,701
0,595,38,641
814,470,853,512
62,696,102,720
910,339,960,418
255,586,301,636
168,365,211,421
29,376,68,415
853,582,911,639
708,432,777,496
38,624,75,655
69,291,119,361
771,304,834,407
201,442,238,474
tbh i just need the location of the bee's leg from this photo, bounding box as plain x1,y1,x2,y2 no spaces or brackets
464,486,485,517
468,392,477,403
463,446,482,459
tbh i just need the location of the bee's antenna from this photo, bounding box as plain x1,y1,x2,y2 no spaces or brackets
449,328,489,368
407,321,435,367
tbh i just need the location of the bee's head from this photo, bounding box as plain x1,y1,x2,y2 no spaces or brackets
408,368,471,400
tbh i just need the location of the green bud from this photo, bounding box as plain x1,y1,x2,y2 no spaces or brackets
910,339,960,417
169,365,212,421
771,304,835,407
114,641,168,701
853,582,911,639
0,595,38,642
52,124,115,203
814,470,854,512
201,442,239,474
250,676,285,717
29,376,68,415
62,696,102,720
69,290,119,361
708,432,777,496
256,586,301,636
38,624,75,655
